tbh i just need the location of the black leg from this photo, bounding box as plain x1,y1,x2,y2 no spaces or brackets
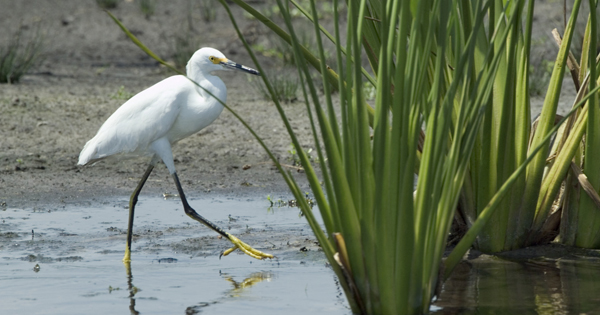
170,172,273,260
123,162,155,262
171,172,229,238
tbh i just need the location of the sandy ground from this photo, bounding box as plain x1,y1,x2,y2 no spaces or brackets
0,1,584,207
0,0,323,208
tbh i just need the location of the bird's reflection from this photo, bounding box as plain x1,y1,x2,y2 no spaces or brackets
185,270,276,313
122,260,275,314
221,270,275,293
124,262,140,315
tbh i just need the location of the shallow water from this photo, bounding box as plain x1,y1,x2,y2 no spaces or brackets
0,196,348,314
432,253,600,314
4,195,600,314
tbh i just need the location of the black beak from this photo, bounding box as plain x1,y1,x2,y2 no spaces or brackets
221,60,260,76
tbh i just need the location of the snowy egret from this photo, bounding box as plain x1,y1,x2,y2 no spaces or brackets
78,47,273,262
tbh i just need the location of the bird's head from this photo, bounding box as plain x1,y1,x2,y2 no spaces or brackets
188,47,260,77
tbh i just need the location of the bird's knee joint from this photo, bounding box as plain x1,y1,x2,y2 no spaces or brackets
183,206,197,217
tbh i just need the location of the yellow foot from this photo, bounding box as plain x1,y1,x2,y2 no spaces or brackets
220,234,274,260
123,247,131,263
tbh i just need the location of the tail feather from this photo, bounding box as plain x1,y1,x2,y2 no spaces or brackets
78,139,98,165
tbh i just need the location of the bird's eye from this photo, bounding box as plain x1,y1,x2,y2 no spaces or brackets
209,56,220,64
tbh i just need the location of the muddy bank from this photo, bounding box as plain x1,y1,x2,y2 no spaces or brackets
0,0,582,208
0,1,321,208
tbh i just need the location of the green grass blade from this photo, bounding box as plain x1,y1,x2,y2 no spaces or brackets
523,0,582,232
573,0,600,247
445,84,600,279
289,0,376,86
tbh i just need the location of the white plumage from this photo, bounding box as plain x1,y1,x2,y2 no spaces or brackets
77,47,272,262
79,47,235,173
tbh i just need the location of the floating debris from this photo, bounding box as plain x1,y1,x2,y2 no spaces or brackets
162,193,179,199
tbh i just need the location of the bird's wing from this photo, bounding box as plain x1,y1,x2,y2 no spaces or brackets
79,76,190,164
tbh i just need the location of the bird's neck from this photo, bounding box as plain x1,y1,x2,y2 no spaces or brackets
186,65,226,102
186,63,207,84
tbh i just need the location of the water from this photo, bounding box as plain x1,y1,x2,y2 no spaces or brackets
432,252,600,314
0,196,348,314
3,195,600,314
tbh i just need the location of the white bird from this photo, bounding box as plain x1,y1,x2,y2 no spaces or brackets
78,47,273,262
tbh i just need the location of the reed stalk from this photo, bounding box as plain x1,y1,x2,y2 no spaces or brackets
107,0,600,312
